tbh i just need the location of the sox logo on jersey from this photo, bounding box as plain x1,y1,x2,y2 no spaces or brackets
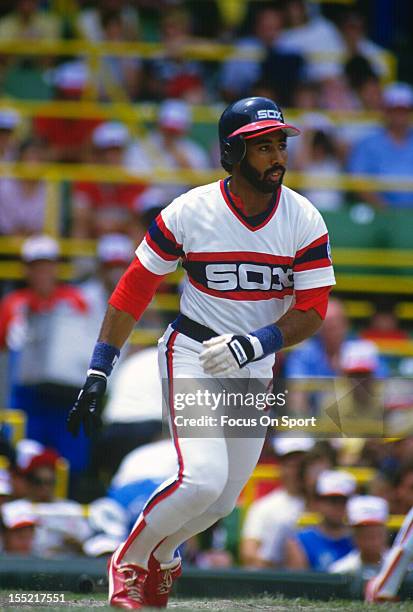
136,179,335,335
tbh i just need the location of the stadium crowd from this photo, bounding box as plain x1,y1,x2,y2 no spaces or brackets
0,0,412,586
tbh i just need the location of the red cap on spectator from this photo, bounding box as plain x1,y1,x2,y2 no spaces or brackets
24,449,60,475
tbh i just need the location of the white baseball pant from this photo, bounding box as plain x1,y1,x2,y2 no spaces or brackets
113,324,273,568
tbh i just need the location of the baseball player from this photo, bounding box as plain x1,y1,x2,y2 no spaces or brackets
365,506,413,602
68,96,335,609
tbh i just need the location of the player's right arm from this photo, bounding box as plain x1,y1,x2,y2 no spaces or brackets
67,199,185,437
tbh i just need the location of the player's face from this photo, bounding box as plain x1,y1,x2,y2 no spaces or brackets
241,131,288,193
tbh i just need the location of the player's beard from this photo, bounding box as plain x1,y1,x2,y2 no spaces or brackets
240,158,286,193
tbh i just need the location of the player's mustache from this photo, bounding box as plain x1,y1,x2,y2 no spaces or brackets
264,164,285,178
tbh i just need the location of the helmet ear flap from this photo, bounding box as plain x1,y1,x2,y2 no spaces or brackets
220,135,246,172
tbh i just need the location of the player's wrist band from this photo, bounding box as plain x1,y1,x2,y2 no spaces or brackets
89,342,120,376
251,324,284,358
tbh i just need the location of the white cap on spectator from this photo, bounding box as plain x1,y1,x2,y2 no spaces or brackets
0,108,19,130
159,99,191,133
301,112,334,134
272,437,314,456
316,470,356,497
83,534,122,557
21,235,60,263
347,495,389,526
15,439,45,471
97,234,134,265
52,60,89,91
383,82,413,109
0,468,11,496
1,500,37,530
340,340,379,374
92,122,130,149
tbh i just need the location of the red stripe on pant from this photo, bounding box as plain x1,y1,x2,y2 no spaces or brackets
114,330,184,564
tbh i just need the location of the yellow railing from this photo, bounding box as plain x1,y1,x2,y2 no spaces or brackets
1,237,413,267
297,511,404,529
0,98,392,124
242,464,377,509
0,38,393,70
1,162,413,192
0,409,26,445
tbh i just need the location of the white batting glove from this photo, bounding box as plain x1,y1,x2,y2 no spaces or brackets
199,333,264,376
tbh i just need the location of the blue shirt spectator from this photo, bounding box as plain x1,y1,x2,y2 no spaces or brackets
347,83,413,209
286,336,388,379
297,527,354,571
289,470,356,572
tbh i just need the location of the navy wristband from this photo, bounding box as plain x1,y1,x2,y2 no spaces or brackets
251,324,284,357
89,342,120,377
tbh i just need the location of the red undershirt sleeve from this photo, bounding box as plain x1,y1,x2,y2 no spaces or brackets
109,257,167,321
293,285,332,320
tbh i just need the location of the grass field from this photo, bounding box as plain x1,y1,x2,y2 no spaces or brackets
1,593,413,612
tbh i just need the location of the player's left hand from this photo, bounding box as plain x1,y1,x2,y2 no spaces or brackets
199,333,262,376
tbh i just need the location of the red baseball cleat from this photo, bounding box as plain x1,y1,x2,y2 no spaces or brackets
144,554,182,608
108,554,148,609
365,577,399,603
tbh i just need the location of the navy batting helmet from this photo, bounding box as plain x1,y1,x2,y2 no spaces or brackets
219,97,300,172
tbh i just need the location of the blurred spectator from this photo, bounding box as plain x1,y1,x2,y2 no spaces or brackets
286,298,349,380
0,1,60,40
0,138,48,237
108,438,176,529
23,448,60,503
0,235,91,476
144,8,206,103
0,109,20,161
277,0,343,81
81,8,142,101
33,61,102,162
317,63,359,111
362,303,409,341
22,449,91,557
300,443,337,512
352,72,383,112
343,55,381,110
257,442,337,569
92,346,164,477
77,0,140,42
337,11,392,81
348,82,413,209
72,121,146,239
287,470,356,571
292,113,345,211
392,460,413,515
126,99,210,214
0,499,37,555
330,495,389,577
332,339,385,441
293,80,321,110
219,6,300,103
10,438,44,500
240,437,313,567
81,233,134,326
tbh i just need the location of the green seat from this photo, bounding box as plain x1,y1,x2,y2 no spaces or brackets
3,65,53,101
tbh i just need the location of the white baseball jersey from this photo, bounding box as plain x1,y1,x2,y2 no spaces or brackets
137,179,335,335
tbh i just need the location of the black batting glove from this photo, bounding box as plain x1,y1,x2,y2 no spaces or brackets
67,371,107,437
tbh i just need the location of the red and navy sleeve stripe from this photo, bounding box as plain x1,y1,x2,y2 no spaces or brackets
293,234,332,272
145,214,184,262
